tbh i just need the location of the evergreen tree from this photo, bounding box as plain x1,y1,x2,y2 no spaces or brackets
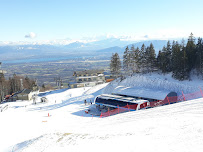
180,40,189,80
186,33,196,71
157,50,164,71
148,43,156,72
110,53,121,77
129,45,135,75
143,43,156,73
195,37,203,76
171,41,189,80
158,41,172,73
158,47,167,73
165,41,172,72
123,46,130,75
172,41,181,79
130,45,140,74
139,44,146,73
135,47,141,72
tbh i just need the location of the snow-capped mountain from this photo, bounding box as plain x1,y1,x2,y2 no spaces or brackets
0,38,169,63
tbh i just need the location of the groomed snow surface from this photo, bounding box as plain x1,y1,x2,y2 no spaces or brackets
1,74,203,152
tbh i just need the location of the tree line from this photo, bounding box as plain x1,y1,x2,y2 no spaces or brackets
0,73,37,102
110,33,203,80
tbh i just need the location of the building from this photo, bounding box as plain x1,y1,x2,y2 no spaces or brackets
94,94,150,110
94,85,178,110
71,70,105,88
16,89,37,100
112,87,177,102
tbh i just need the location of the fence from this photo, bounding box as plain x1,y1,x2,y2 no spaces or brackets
100,88,203,118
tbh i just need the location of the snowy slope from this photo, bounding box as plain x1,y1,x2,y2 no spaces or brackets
0,81,203,152
103,73,203,96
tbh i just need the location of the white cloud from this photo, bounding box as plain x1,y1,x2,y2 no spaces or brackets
25,32,36,39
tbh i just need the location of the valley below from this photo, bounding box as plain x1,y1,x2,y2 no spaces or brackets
2,57,110,87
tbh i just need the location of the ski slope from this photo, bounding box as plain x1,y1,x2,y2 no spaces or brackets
0,82,203,152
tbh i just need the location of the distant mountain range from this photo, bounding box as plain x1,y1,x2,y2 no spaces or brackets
0,38,169,63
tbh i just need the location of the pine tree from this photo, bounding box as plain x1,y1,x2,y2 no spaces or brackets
148,43,156,72
180,41,189,80
171,41,189,80
110,53,121,77
165,41,172,72
186,33,196,71
139,44,146,73
143,43,156,73
172,41,181,79
123,46,130,75
135,47,141,72
129,45,135,75
159,47,167,73
130,45,140,74
157,50,164,71
195,37,203,76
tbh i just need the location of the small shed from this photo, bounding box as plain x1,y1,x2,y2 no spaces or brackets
17,89,33,100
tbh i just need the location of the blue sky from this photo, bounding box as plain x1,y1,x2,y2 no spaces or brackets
0,0,203,42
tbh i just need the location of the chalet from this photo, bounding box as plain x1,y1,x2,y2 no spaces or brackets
16,89,34,100
71,70,105,88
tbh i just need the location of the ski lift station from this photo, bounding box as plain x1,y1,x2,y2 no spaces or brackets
94,94,150,110
94,87,177,110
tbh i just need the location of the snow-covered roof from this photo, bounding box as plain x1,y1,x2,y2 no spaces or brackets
112,86,171,100
98,94,148,104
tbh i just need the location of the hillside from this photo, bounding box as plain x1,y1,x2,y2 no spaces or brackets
0,76,203,152
103,73,203,95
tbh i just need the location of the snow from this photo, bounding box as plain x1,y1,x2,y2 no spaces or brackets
103,73,203,96
0,75,203,152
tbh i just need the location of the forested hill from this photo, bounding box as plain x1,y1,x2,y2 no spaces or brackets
110,33,203,81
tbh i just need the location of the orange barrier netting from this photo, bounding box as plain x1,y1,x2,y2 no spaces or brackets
100,88,203,118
